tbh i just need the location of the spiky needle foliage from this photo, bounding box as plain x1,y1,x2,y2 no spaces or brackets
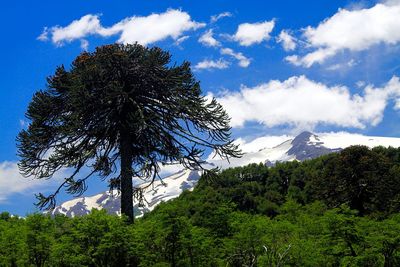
17,44,240,221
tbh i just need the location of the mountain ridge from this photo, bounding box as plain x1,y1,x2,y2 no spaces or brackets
52,131,400,217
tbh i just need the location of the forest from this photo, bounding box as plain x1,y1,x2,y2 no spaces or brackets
1,145,400,266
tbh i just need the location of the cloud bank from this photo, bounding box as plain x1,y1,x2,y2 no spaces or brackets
214,76,400,129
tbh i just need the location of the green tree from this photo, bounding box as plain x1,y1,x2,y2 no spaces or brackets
309,146,400,216
25,214,54,267
71,209,134,266
323,205,363,264
0,216,29,266
17,43,240,222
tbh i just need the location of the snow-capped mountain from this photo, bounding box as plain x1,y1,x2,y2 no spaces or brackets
52,131,400,217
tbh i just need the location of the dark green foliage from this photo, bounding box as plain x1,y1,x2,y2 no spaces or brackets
25,214,54,266
17,43,240,221
1,204,399,266
195,145,400,217
0,214,29,266
2,145,400,266
309,146,400,216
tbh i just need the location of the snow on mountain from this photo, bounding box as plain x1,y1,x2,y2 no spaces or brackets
317,132,400,149
53,169,203,217
52,131,400,217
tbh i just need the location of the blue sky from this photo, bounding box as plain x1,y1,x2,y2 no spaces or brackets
1,0,400,215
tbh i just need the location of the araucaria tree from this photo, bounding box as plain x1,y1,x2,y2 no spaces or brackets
17,44,240,222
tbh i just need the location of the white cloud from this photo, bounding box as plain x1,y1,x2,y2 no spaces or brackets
0,161,61,203
110,10,206,45
37,27,49,41
213,75,400,129
285,48,336,67
174,35,189,46
80,39,89,50
277,30,296,51
284,55,301,66
199,29,221,47
356,81,366,88
194,59,230,70
231,20,275,46
49,14,103,45
210,12,233,23
220,48,251,67
326,59,358,71
287,2,400,67
39,9,205,47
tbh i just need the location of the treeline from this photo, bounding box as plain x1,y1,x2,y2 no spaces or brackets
194,145,400,218
1,145,400,266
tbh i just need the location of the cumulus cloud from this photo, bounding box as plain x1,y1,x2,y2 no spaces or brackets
220,48,251,67
210,12,233,23
277,30,297,51
194,59,230,70
213,75,400,129
287,2,400,67
43,14,103,45
199,29,221,47
39,9,205,47
231,20,275,46
0,161,62,203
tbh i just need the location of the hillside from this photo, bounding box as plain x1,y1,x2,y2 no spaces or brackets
52,131,400,217
2,145,400,266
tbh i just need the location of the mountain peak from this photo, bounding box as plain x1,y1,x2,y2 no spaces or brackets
288,131,337,161
291,131,316,144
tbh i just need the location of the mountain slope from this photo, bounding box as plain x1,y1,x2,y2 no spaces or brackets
52,131,400,217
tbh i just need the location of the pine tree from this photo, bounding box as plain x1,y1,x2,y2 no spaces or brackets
17,43,240,222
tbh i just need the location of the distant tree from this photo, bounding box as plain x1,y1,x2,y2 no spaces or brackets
17,43,240,222
0,212,11,221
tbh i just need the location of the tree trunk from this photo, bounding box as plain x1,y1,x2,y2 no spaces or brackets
120,130,134,223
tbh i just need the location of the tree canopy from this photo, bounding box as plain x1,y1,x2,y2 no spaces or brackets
2,145,400,266
17,43,240,221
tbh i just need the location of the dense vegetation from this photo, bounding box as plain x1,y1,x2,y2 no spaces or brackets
1,145,400,266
